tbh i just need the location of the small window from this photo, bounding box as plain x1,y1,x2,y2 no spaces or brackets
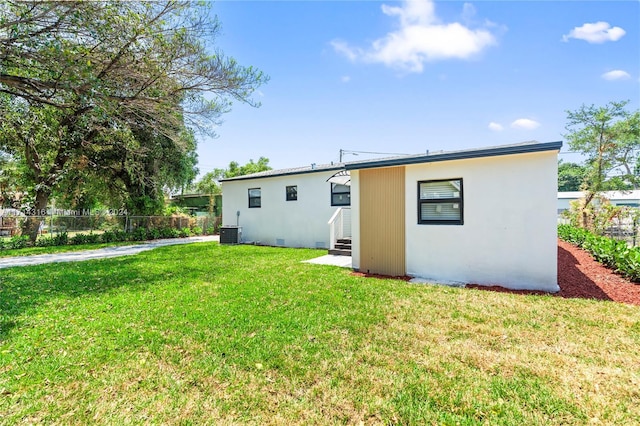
331,183,350,206
286,185,297,201
418,179,463,225
248,188,261,208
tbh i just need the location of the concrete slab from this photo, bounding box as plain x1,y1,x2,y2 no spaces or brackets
303,255,352,268
409,277,466,288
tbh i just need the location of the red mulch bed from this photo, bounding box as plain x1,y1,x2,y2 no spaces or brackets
467,239,640,306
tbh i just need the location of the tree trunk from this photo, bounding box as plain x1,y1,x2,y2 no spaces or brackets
22,189,51,243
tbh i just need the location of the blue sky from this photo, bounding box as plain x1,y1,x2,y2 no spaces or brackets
196,0,639,174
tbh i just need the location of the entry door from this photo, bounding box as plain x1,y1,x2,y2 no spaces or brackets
359,166,405,276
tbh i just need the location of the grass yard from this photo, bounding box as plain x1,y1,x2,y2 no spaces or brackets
1,243,639,424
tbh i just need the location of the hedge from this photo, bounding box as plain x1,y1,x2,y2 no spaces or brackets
558,224,640,282
0,226,199,252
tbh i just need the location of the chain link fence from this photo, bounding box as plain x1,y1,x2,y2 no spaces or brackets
559,213,640,246
0,214,221,240
602,220,640,247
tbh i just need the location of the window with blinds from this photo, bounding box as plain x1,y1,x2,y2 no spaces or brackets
418,179,463,224
248,188,261,208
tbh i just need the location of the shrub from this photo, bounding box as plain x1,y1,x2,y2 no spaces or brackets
9,235,29,249
131,227,148,241
148,228,162,240
70,233,89,245
35,237,57,247
160,227,179,239
558,224,590,246
101,230,128,243
559,224,640,282
53,232,68,246
562,195,636,235
0,237,25,250
101,231,117,243
114,231,129,242
73,233,101,245
191,226,202,236
178,227,192,238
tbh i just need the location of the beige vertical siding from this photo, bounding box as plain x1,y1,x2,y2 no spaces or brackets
359,166,406,276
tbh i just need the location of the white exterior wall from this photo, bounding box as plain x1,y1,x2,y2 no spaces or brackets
221,171,342,248
351,170,361,269
351,151,559,292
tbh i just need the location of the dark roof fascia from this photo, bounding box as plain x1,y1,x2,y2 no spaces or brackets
220,165,344,183
344,141,563,171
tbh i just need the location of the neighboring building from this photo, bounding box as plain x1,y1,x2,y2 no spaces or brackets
0,208,24,237
170,193,222,217
222,141,562,292
558,190,640,215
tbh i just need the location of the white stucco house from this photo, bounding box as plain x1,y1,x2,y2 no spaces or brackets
221,140,562,292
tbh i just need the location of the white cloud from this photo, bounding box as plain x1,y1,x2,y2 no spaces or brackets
488,122,503,131
381,0,436,27
562,21,626,44
511,118,540,130
340,75,351,83
461,3,476,24
601,70,631,81
331,40,358,62
331,0,497,73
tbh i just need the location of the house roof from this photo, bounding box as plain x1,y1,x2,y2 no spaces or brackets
220,163,345,182
170,193,213,199
344,140,562,171
221,140,562,182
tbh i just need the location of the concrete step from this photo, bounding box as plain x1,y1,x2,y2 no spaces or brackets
328,248,352,256
334,243,352,250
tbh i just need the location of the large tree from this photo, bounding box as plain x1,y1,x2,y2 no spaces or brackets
0,151,22,208
194,157,272,196
50,119,200,214
0,1,266,239
564,101,640,226
565,101,639,195
557,160,587,192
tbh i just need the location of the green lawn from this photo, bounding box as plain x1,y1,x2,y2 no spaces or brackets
1,243,639,424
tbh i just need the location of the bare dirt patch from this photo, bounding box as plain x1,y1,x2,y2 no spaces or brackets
468,240,640,306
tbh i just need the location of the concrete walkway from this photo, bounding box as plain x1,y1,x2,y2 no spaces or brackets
0,235,219,269
302,254,352,268
302,255,465,287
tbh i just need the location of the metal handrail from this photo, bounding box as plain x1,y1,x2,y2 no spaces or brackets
328,207,351,249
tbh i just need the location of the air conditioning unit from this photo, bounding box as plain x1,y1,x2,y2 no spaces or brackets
220,226,242,244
